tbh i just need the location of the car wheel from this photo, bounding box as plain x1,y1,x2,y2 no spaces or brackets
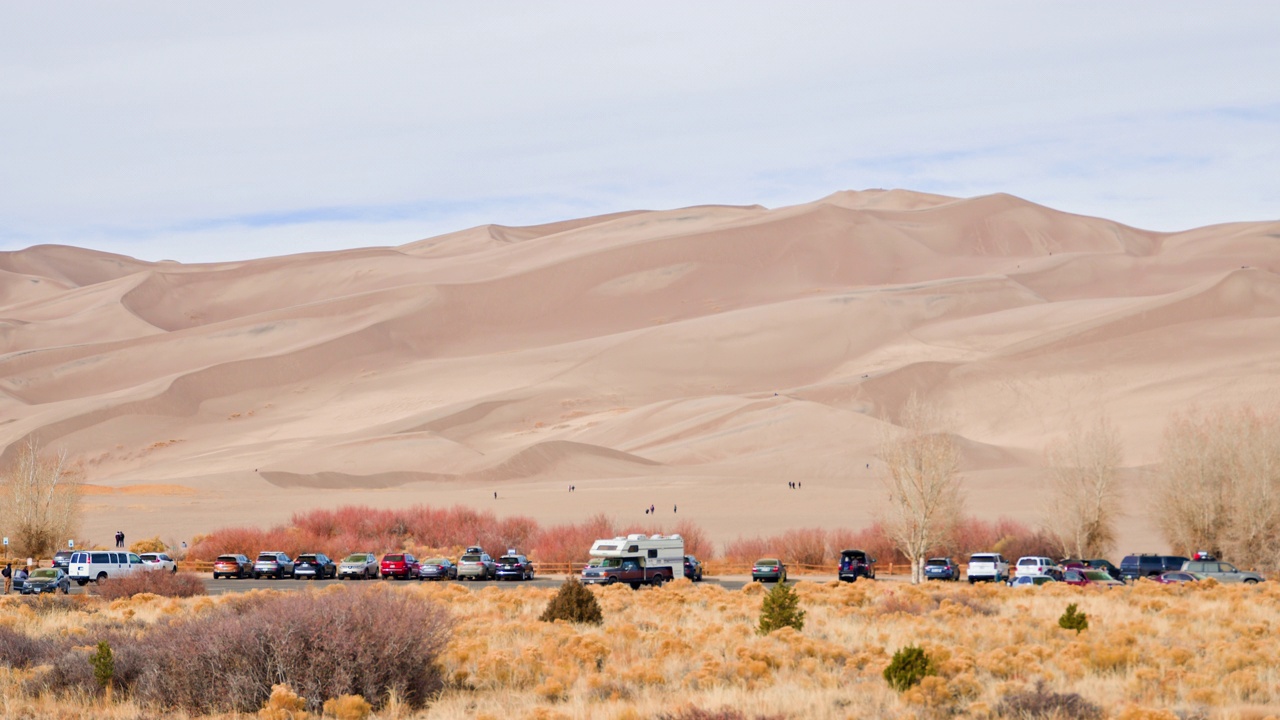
62,584,70,594
1245,579,1259,584
96,573,108,583
76,579,87,587
629,582,641,590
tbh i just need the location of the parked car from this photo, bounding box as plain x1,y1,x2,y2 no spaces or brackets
417,558,457,581
338,552,379,580
1015,556,1058,578
379,553,419,580
253,552,295,579
1120,554,1189,582
1009,575,1055,588
457,548,496,580
923,557,960,581
1155,571,1204,584
1084,558,1122,580
684,555,704,581
20,568,70,595
1182,559,1264,584
212,554,252,579
966,553,1010,583
751,558,787,583
139,553,177,573
1062,569,1124,588
51,550,74,571
293,553,336,580
838,549,876,582
494,554,535,581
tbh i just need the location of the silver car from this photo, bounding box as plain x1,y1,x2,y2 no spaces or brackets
1182,560,1264,584
338,552,379,580
456,547,495,580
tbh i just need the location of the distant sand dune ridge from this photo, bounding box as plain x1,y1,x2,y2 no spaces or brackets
2,190,1278,550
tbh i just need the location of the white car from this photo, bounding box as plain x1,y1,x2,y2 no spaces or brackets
966,553,1010,583
1015,556,1057,578
139,553,177,573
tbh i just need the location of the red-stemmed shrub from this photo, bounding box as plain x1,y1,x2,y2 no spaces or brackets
92,571,207,600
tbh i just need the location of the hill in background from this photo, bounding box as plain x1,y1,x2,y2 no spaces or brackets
3,189,1278,550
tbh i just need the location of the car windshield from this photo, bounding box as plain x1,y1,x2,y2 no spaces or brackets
31,569,57,579
342,554,368,563
256,554,277,562
499,556,520,564
296,556,317,563
424,558,447,565
141,554,159,561
216,556,239,563
460,554,481,562
1084,571,1112,582
926,559,948,566
971,555,995,562
756,560,779,567
599,558,623,568
384,555,405,562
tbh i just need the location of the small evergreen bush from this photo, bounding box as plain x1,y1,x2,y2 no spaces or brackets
89,640,114,690
757,580,805,634
1058,603,1088,634
539,578,603,625
883,645,934,692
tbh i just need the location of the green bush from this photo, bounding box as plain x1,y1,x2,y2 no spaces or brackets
883,645,934,692
757,580,805,634
1058,603,1088,634
539,578,603,625
89,640,114,690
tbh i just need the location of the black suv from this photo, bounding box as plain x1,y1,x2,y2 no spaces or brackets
839,549,876,582
1120,554,1188,582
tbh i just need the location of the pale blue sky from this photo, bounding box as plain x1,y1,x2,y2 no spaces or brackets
1,3,1277,263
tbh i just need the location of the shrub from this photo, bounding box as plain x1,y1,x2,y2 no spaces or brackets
102,585,451,714
539,578,603,625
0,626,53,669
90,640,114,690
323,694,372,720
658,708,786,720
92,571,207,600
996,680,1102,719
260,684,307,720
128,536,168,554
1058,603,1088,634
757,580,805,634
884,645,935,692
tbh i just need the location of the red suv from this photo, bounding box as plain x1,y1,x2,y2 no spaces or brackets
380,553,419,580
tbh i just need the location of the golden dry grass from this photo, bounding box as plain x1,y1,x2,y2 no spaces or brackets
2,579,1280,719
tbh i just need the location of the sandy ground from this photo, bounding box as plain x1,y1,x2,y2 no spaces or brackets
3,189,1278,552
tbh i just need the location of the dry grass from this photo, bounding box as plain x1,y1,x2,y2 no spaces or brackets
2,579,1280,718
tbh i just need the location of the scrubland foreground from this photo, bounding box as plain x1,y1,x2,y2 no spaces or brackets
3,579,1280,720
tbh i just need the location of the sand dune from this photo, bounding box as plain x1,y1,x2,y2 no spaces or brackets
2,190,1278,551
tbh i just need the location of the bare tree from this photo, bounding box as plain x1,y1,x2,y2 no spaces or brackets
878,394,965,583
1155,405,1280,573
1042,415,1124,560
1,439,82,558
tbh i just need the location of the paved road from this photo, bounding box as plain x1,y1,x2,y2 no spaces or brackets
22,573,858,598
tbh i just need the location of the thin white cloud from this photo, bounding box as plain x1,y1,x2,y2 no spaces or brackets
1,3,1277,262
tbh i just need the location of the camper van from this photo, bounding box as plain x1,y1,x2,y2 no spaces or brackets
580,534,684,589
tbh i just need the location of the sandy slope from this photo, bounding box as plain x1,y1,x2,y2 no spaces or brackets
2,190,1278,553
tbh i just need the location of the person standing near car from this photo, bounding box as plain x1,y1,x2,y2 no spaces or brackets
2,564,10,594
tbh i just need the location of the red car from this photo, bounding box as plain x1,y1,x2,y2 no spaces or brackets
380,553,419,580
1062,569,1123,588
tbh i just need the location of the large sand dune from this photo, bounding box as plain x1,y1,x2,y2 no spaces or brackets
2,190,1278,552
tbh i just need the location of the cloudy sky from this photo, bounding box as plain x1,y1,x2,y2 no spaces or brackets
2,4,1277,263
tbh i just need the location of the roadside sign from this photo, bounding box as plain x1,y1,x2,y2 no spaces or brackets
68,540,75,549
2,537,7,546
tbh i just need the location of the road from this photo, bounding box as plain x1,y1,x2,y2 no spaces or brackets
31,573,855,597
